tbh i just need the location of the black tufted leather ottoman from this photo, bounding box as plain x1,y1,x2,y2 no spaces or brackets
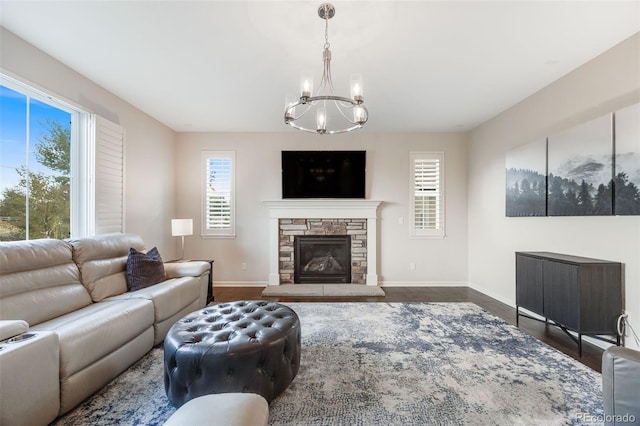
163,300,301,408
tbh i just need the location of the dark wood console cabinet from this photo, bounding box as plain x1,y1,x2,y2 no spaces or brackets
515,252,622,356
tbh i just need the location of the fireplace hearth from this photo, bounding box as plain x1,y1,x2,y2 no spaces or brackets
295,235,351,283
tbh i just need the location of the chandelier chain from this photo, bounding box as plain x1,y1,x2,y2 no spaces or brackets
324,14,330,50
321,10,334,93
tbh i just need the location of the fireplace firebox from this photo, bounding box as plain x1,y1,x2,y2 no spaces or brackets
294,235,351,283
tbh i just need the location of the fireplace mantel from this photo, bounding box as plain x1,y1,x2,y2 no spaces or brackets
264,200,382,286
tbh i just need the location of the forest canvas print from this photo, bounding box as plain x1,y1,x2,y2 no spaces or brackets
506,139,546,216
547,114,613,216
614,103,640,215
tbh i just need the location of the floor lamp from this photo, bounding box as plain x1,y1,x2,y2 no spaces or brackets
171,218,193,261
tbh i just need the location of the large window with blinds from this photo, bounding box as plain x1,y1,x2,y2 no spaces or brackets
202,151,236,237
410,151,445,238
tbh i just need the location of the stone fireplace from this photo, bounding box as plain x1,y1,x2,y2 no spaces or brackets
264,200,381,286
280,218,366,284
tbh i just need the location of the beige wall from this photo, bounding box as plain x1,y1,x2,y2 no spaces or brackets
0,28,177,254
468,33,640,349
175,131,468,286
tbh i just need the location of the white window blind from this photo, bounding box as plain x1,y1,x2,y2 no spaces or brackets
410,152,444,237
202,151,235,237
93,115,124,234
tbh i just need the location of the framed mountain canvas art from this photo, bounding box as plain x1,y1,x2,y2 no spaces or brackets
614,103,640,215
547,114,613,216
506,139,547,217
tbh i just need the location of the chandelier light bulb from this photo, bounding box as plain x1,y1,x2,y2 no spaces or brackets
300,72,313,98
317,107,327,134
350,74,364,102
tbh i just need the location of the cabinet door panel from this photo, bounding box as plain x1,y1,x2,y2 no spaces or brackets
579,264,622,334
543,261,579,330
516,254,543,315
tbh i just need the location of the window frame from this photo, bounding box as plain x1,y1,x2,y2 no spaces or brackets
0,73,123,240
1,74,91,239
409,151,445,238
201,150,236,238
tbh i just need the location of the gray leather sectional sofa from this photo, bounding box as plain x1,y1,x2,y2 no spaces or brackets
0,233,210,426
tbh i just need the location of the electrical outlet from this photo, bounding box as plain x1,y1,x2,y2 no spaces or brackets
410,262,416,270
241,262,247,271
398,216,404,225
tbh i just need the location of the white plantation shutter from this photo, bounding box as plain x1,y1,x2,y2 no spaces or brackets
202,151,235,237
93,115,124,234
410,152,444,237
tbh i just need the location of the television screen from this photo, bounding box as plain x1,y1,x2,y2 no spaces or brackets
282,151,366,198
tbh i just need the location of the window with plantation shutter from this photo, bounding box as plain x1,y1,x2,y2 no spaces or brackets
410,152,444,237
202,151,235,237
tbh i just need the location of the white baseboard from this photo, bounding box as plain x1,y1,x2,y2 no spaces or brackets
467,281,514,307
380,281,468,287
214,281,267,287
215,281,468,288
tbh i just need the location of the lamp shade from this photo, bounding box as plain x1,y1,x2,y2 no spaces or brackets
171,219,193,237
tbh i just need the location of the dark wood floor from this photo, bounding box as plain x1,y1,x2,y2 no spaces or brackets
213,286,604,372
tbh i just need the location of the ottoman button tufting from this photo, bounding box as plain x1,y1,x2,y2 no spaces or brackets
164,300,301,408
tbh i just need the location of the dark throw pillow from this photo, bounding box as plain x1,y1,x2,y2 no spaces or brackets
126,246,166,292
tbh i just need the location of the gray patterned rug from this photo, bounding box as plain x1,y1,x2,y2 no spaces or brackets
53,303,603,425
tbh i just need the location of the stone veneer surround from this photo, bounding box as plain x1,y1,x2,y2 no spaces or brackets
279,219,367,284
264,200,382,286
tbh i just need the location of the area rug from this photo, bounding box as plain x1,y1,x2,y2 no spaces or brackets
262,284,385,297
53,303,603,425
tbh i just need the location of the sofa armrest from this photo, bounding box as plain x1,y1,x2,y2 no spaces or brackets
0,331,60,425
602,346,640,424
164,261,210,279
0,320,29,341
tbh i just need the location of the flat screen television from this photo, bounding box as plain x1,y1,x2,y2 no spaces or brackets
282,151,366,198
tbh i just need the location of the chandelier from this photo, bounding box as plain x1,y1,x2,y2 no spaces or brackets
284,3,368,135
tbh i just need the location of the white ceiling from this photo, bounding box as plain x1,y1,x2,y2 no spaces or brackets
1,1,639,133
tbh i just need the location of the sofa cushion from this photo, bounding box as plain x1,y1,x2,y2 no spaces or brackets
108,275,202,345
68,233,145,302
31,298,154,380
126,247,166,292
0,239,91,326
164,261,211,279
110,277,200,324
